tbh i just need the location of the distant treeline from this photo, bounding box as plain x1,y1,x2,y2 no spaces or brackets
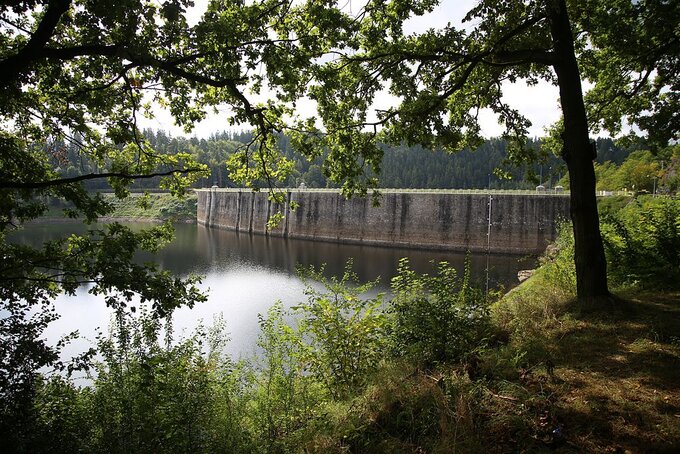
50,130,637,191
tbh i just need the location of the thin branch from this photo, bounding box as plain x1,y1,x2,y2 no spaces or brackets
0,276,99,285
0,15,32,34
0,168,204,190
66,64,133,98
122,72,146,167
589,67,653,125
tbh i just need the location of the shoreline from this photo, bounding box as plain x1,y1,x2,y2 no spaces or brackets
27,216,197,224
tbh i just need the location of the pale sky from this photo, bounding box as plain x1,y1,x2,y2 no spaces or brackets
140,0,562,139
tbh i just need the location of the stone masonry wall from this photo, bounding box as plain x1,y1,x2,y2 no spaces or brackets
196,189,570,254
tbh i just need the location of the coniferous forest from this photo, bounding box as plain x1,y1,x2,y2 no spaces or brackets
56,129,641,191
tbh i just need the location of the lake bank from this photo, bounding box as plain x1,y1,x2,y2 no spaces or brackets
13,196,680,452
41,192,198,223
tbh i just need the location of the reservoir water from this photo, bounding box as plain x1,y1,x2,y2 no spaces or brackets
10,222,535,367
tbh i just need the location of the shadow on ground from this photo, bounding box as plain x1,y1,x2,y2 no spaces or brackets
542,292,680,452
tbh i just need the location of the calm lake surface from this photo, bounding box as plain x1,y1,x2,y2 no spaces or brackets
11,222,535,366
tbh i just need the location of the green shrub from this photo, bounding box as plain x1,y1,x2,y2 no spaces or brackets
527,196,680,293
597,195,631,218
295,261,387,399
32,309,256,454
536,223,577,296
251,302,323,453
32,375,92,454
388,258,490,366
601,196,680,288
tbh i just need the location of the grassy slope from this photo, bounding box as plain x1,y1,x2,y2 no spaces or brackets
305,267,680,453
104,193,197,221
323,196,680,453
489,267,680,453
44,192,197,222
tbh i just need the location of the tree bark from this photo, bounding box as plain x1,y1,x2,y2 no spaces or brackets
548,0,610,301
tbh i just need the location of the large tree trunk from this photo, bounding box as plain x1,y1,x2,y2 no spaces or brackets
548,0,610,301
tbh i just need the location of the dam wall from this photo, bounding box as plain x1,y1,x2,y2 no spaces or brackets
196,189,571,254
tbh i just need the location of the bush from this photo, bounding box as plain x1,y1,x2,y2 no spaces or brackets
25,259,502,452
32,375,91,454
601,196,680,288
251,302,323,453
388,258,490,366
524,196,680,294
295,261,387,399
32,309,256,454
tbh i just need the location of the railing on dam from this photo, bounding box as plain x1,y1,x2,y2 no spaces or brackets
196,188,571,255
198,187,570,196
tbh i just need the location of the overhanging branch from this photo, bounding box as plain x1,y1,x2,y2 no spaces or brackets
0,167,204,190
0,0,72,87
24,0,72,52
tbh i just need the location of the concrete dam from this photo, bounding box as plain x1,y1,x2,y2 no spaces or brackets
196,189,570,254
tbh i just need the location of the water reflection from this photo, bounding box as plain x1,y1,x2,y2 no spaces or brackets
162,224,532,290
12,222,535,361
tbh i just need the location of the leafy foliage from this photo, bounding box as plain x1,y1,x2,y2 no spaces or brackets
601,197,680,288
575,0,680,148
295,261,387,399
389,258,490,366
1,0,308,440
2,0,678,449
0,220,207,450
591,150,663,193
11,260,489,452
276,0,673,188
536,197,680,292
251,302,322,452
87,310,250,453
0,297,61,452
29,310,255,454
